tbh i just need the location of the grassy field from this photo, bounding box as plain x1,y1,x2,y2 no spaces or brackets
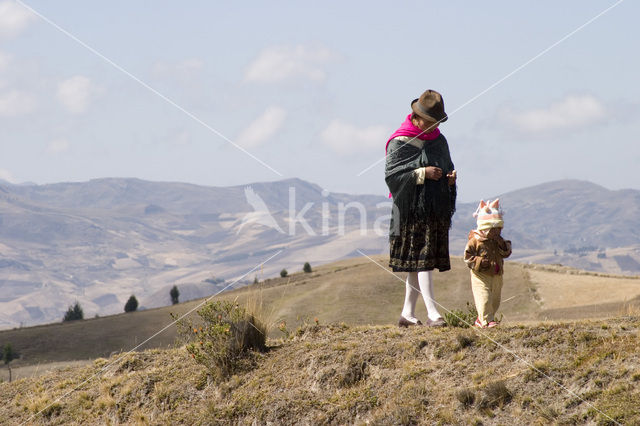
1,255,638,378
525,264,640,320
2,318,640,425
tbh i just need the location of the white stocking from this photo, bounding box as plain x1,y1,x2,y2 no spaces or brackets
401,272,421,323
418,270,443,321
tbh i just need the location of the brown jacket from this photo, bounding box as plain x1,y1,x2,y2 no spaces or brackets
464,231,512,275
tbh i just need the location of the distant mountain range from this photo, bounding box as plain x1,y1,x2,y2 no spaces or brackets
1,177,639,328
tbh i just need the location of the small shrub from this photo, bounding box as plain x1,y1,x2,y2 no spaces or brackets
456,388,476,407
303,262,312,273
445,302,478,328
478,381,512,409
280,269,288,278
175,300,266,380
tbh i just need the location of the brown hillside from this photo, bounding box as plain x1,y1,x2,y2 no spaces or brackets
1,318,639,425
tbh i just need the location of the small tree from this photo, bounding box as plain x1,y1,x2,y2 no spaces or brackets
124,295,139,313
303,262,312,273
63,301,84,322
3,343,16,382
280,269,288,278
170,285,180,305
253,275,259,284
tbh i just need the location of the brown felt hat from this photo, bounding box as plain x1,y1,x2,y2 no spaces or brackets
411,89,448,123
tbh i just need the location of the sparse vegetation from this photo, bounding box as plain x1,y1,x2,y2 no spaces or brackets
170,285,180,305
456,387,476,407
62,302,84,322
2,318,640,424
444,302,478,328
124,295,139,313
303,262,312,273
174,300,266,381
479,380,512,409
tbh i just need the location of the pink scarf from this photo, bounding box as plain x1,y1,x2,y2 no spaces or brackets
385,114,441,198
385,114,441,154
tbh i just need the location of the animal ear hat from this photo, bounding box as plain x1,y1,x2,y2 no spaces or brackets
473,199,504,231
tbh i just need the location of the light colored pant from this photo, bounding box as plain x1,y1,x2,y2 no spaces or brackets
470,270,503,325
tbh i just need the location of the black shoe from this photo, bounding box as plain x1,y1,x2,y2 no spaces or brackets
398,317,423,328
426,317,446,327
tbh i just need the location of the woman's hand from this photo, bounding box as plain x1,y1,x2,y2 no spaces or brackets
447,170,457,186
424,166,443,181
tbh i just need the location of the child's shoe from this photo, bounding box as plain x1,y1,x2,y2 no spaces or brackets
474,317,486,328
487,321,499,328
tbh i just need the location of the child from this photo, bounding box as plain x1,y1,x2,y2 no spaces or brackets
464,199,512,328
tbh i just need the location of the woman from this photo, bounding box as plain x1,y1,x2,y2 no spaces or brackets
385,89,457,328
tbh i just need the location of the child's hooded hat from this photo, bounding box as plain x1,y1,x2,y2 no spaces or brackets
473,199,504,231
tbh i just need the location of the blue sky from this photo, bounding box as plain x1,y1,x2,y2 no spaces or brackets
0,0,638,202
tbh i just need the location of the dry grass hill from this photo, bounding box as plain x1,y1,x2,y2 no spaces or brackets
1,256,640,424
2,256,640,377
2,319,640,424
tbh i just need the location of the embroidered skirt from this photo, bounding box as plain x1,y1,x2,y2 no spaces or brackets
389,215,451,272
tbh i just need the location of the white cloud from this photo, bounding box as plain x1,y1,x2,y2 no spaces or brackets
236,106,287,148
244,44,336,83
502,94,607,134
0,1,35,39
57,75,103,114
47,139,70,154
0,168,15,183
0,89,37,116
320,120,389,156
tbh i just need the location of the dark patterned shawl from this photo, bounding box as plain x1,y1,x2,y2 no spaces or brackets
385,135,457,236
